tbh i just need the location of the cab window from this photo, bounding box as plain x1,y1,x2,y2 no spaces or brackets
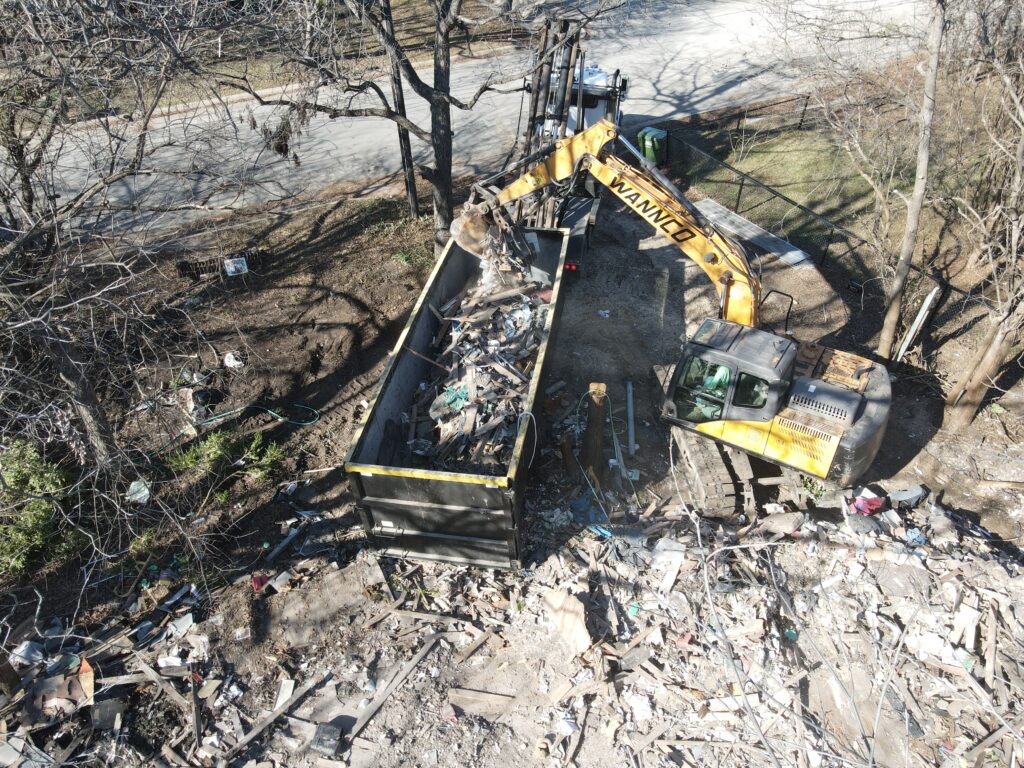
570,89,601,109
691,319,722,345
674,356,731,423
734,372,769,409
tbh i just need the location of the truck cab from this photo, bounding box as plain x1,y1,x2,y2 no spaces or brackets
567,65,627,133
537,64,628,142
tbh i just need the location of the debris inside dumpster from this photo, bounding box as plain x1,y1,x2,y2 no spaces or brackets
401,276,550,475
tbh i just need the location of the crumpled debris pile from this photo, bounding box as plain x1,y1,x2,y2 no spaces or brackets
509,480,1024,767
0,564,233,767
0,491,354,768
403,279,551,475
3,474,1023,767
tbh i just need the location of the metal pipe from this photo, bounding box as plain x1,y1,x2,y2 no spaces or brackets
607,69,621,121
533,21,557,144
548,22,572,128
522,24,548,158
574,49,586,134
556,34,579,138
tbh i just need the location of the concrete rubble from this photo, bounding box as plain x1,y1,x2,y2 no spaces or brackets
402,278,551,475
1,480,1023,767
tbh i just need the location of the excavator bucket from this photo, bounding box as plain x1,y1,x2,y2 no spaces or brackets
450,204,495,258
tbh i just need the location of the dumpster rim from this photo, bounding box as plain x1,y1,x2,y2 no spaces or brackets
505,225,570,481
345,462,509,487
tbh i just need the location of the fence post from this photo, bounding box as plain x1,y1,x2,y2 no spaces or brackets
798,95,809,130
735,176,746,213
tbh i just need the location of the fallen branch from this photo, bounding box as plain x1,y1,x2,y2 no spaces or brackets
349,633,449,739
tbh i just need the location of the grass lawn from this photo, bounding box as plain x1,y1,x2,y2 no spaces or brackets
668,120,960,271
669,125,877,245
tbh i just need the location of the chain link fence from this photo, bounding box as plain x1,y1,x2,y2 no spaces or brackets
646,104,992,357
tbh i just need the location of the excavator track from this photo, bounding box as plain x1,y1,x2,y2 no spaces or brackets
671,425,755,518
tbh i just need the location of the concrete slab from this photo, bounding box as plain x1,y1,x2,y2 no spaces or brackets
695,198,812,268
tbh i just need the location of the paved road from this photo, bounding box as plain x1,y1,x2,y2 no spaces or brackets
53,0,924,230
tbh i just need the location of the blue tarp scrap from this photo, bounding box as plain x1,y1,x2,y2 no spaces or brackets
443,384,469,412
570,492,608,525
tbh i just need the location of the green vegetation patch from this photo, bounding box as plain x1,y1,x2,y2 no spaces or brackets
167,431,282,481
0,441,82,577
394,238,435,274
672,127,876,237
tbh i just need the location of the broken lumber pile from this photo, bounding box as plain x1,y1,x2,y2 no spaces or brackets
404,278,549,475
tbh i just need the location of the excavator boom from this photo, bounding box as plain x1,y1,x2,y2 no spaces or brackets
453,118,760,327
584,154,758,326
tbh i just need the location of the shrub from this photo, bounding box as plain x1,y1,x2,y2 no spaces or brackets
129,528,156,560
240,433,283,481
0,442,71,577
167,431,282,481
166,431,235,473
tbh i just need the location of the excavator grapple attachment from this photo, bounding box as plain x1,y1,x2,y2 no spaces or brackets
450,204,496,258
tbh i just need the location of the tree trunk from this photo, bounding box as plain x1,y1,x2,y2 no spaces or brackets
380,0,418,219
945,316,1001,407
945,302,1024,429
876,0,945,359
47,338,117,467
430,14,455,254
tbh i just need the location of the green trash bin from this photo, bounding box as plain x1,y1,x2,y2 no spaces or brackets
637,126,668,166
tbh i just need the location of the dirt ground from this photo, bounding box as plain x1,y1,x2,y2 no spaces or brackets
533,191,1022,525
27,189,435,623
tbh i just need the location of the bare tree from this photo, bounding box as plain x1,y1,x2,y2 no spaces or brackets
379,0,418,218
211,0,614,252
944,0,1024,428
2,1,168,465
875,0,946,359
767,0,948,356
0,0,243,575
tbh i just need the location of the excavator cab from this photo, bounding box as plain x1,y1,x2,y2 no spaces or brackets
662,319,891,487
663,319,796,428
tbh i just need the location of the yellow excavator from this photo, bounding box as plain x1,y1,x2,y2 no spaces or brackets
453,118,890,513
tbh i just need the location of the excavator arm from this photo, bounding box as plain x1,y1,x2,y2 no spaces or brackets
584,154,759,327
454,118,760,327
451,118,889,492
